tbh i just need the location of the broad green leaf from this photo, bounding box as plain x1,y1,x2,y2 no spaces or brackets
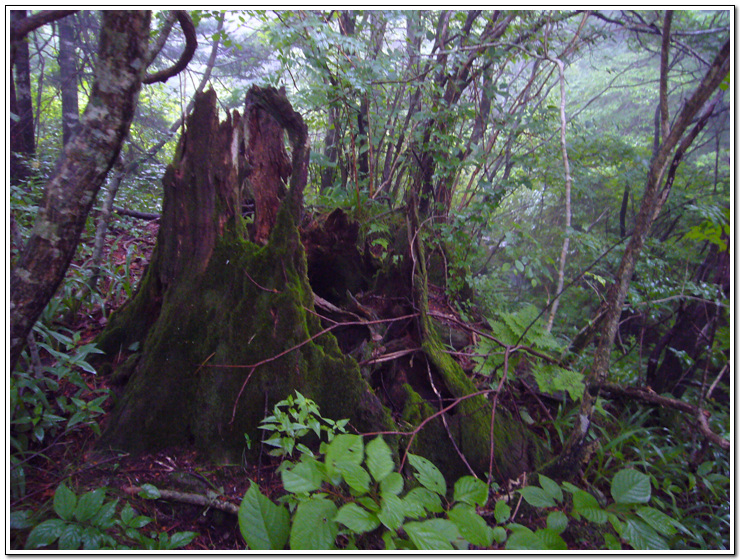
238,483,290,550
546,510,568,534
336,461,371,494
58,522,85,550
379,472,404,496
505,526,540,550
603,532,622,550
356,496,380,512
377,493,405,531
325,434,364,479
281,458,324,494
571,489,607,524
635,506,678,536
290,498,338,550
611,469,651,504
518,486,556,508
404,519,458,550
537,527,568,550
447,504,494,547
26,519,67,549
493,499,511,524
53,483,77,521
403,487,443,518
621,517,668,550
538,474,563,503
74,488,106,523
492,526,507,544
139,483,161,499
80,528,103,550
10,510,34,530
453,476,488,507
168,531,198,549
407,453,446,495
335,503,380,533
365,436,394,483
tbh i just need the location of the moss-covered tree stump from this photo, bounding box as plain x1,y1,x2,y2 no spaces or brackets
96,87,393,462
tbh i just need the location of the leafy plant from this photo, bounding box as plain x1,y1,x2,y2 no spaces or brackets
258,391,348,458
16,483,197,550
508,470,690,550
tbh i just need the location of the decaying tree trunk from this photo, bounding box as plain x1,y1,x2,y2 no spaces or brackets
96,86,545,484
95,87,393,462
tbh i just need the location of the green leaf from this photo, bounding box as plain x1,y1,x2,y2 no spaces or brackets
379,472,404,496
281,457,324,494
88,499,119,530
447,504,494,547
492,526,507,544
453,476,488,507
518,486,556,508
26,518,67,549
335,503,380,534
58,522,85,550
402,487,443,518
365,436,394,483
325,434,364,479
74,488,106,523
336,461,371,494
377,493,406,531
53,483,77,521
493,499,511,524
571,489,607,524
139,483,162,499
407,453,446,495
538,474,563,503
635,506,678,536
603,532,621,550
611,469,651,504
537,527,568,550
238,483,290,550
290,498,338,550
403,519,459,550
10,510,35,530
546,511,568,534
168,531,198,549
621,517,668,550
505,526,539,550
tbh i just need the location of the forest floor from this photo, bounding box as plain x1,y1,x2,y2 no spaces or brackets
11,213,604,551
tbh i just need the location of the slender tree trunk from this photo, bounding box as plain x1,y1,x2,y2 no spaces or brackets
10,10,36,183
552,19,730,476
58,14,80,146
10,11,151,372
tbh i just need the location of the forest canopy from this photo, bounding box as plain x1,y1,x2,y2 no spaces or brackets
8,9,731,551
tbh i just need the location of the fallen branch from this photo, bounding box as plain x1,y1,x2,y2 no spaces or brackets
123,485,239,515
599,382,729,450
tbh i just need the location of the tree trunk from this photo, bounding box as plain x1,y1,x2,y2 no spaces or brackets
58,14,80,145
10,10,36,183
10,11,151,372
95,87,543,484
95,87,394,464
646,234,730,396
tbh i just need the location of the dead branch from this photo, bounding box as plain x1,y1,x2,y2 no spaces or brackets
598,382,729,450
143,11,197,85
123,486,239,515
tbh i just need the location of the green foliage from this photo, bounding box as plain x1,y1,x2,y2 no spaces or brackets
18,483,197,550
259,391,349,458
241,391,494,550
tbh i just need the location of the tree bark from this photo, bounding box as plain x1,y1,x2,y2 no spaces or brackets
10,11,152,372
58,14,80,146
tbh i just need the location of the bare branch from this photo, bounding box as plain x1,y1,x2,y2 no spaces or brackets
143,11,197,85
10,10,77,42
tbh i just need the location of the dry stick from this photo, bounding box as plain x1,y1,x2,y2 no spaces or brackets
222,314,420,424
123,486,239,516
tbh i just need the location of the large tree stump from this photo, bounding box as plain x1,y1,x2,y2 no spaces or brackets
96,88,393,462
